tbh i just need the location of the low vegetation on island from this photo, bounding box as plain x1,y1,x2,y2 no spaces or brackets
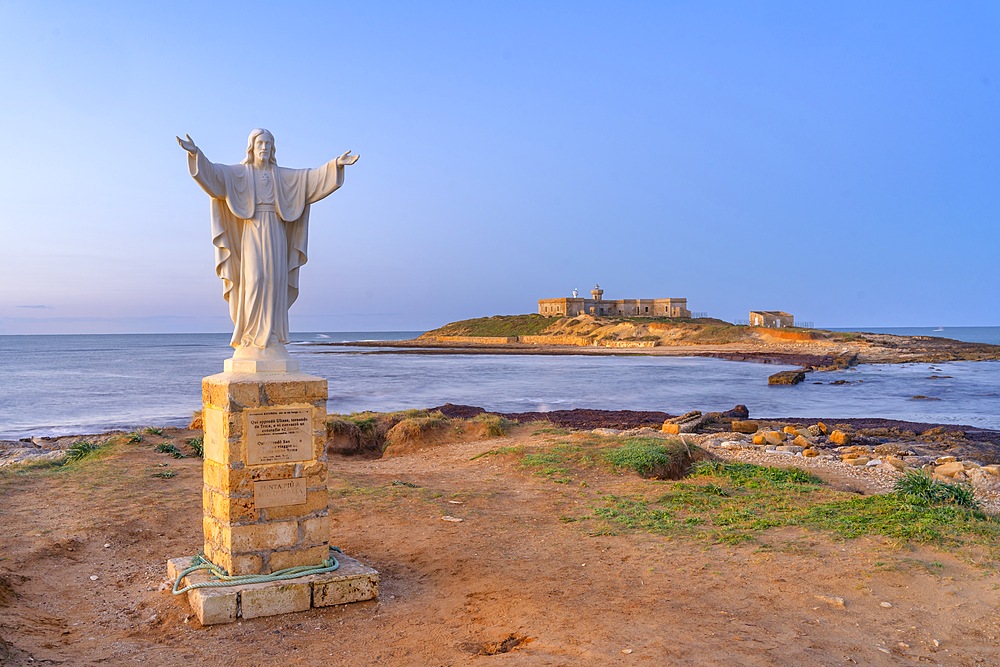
405,314,1000,366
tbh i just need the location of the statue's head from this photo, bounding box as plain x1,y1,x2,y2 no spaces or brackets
242,128,276,166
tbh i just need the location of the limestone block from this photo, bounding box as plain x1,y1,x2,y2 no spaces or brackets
802,449,819,457
241,581,312,620
191,587,239,626
829,430,852,446
314,575,379,607
782,426,799,435
816,422,830,435
269,544,330,573
807,425,822,437
661,423,680,435
731,420,758,434
230,520,299,552
300,514,330,547
935,456,957,464
204,488,259,525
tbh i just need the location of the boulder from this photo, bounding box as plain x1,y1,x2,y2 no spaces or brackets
722,405,750,420
760,430,784,447
792,435,814,448
829,430,852,446
934,461,966,478
768,371,806,386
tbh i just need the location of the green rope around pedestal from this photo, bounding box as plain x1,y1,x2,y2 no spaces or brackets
172,547,342,595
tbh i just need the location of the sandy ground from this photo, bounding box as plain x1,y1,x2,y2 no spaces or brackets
2,427,1000,666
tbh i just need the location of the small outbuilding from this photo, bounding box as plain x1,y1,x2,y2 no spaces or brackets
749,311,794,328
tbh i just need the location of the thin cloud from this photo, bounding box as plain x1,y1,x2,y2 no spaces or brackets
16,305,55,310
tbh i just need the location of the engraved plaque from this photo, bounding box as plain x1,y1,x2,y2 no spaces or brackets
247,407,313,465
254,478,307,509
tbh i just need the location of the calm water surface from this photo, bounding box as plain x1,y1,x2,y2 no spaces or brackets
1,328,999,438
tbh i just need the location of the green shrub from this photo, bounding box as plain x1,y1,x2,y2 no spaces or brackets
155,442,186,458
894,470,977,508
473,413,515,437
65,440,100,463
186,436,204,458
604,438,693,479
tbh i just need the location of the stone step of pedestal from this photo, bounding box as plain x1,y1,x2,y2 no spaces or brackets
167,552,379,626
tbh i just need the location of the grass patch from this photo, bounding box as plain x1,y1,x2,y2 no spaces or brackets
470,445,525,460
144,427,165,436
531,426,570,436
127,432,143,444
521,444,582,483
589,460,1000,554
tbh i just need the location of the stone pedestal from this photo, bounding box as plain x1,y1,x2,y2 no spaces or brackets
201,371,331,575
168,370,379,624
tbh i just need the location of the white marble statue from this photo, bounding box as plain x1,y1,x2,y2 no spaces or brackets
177,129,359,371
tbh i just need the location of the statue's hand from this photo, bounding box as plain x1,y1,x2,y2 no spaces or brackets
176,134,198,155
337,150,360,167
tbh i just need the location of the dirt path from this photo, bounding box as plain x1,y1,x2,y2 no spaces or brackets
2,429,999,666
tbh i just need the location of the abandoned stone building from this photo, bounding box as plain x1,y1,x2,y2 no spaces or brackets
749,311,794,328
538,284,691,318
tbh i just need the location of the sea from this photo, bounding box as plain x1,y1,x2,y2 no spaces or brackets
1,326,999,440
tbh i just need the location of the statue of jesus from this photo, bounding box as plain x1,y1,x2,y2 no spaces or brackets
177,129,359,371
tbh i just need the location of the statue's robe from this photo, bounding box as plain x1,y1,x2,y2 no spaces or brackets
188,151,344,348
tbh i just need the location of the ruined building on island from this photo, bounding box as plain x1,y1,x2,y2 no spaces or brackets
538,284,691,318
748,311,794,328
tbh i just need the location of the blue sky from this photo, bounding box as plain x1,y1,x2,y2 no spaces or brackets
1,1,998,334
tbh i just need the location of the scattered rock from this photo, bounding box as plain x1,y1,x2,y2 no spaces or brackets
753,431,784,447
441,516,463,523
815,595,846,608
731,420,759,434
